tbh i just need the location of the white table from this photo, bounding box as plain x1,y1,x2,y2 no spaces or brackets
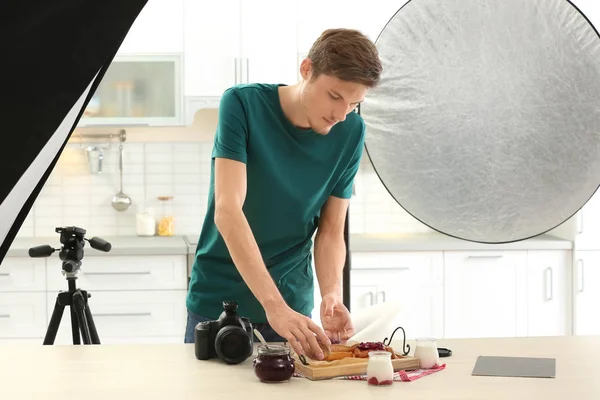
0,335,599,399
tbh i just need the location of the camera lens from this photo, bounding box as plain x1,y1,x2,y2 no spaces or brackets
215,326,252,365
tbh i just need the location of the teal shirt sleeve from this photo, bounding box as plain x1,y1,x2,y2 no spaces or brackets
331,122,366,199
212,88,248,164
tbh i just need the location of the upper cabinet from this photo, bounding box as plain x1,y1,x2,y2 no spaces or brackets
183,0,299,97
240,1,299,86
79,54,183,127
79,0,405,126
117,0,184,54
183,0,240,97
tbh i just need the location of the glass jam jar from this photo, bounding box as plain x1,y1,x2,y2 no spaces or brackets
366,351,394,386
252,344,295,383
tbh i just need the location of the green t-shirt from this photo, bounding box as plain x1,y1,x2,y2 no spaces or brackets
186,83,365,323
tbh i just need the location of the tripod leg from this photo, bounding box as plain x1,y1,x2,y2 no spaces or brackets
84,304,101,344
70,307,81,345
73,290,92,345
43,295,65,345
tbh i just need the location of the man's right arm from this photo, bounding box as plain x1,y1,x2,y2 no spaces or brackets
211,89,329,358
214,158,330,359
213,157,286,314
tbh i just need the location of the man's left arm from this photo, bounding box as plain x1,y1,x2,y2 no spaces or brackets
315,121,365,300
314,195,349,298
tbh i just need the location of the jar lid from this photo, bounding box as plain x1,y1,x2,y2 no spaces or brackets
257,344,290,356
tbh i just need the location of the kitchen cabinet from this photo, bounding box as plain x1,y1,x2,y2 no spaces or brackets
573,250,600,335
0,292,47,340
0,258,48,341
240,0,298,85
47,290,186,345
573,190,600,249
117,0,184,55
295,0,402,81
443,250,529,339
183,0,240,97
79,54,184,127
444,249,571,339
0,254,188,345
108,0,408,122
311,248,574,341
349,251,444,340
311,251,444,340
0,244,578,344
46,255,188,345
296,0,401,54
183,0,298,98
526,250,570,336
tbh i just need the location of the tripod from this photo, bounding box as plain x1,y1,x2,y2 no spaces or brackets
29,226,111,345
44,267,100,345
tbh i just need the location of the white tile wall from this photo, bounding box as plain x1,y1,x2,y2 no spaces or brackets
15,141,432,239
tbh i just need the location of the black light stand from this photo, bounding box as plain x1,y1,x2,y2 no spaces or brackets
342,209,351,311
342,103,364,312
28,226,111,345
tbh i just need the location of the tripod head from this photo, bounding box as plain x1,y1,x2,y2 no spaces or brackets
28,226,111,278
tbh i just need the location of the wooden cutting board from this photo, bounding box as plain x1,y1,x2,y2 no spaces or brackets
292,350,420,381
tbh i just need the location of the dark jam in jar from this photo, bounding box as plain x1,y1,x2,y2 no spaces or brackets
252,344,295,383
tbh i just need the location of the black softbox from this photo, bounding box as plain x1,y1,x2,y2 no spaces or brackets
0,0,147,264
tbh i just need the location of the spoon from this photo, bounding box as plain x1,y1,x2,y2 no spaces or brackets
111,143,131,212
254,329,270,349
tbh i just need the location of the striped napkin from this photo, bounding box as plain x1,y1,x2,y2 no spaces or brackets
293,363,446,382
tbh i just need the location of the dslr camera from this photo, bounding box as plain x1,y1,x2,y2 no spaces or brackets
194,301,254,364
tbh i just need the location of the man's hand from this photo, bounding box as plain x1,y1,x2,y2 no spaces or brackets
265,304,331,360
320,293,354,343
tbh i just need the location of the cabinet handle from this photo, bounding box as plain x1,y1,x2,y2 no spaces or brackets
467,255,503,259
367,292,374,306
0,314,10,318
246,58,250,83
578,259,585,293
377,291,386,303
95,312,152,317
234,58,238,84
578,211,584,234
0,273,10,277
84,271,151,276
545,267,553,301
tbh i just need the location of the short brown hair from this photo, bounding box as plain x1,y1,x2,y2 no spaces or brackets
307,28,382,88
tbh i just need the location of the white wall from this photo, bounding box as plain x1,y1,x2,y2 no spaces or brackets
14,113,434,239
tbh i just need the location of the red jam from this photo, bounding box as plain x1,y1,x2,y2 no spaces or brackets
368,377,393,386
252,344,295,383
358,342,386,351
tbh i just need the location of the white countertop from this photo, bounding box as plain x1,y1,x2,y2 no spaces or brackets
0,335,597,399
6,235,189,257
347,232,573,251
4,232,572,258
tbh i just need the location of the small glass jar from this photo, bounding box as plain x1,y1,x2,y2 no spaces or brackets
366,351,394,386
252,344,295,383
157,196,174,236
414,337,440,369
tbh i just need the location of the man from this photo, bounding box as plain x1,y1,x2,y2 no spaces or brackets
184,28,383,360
